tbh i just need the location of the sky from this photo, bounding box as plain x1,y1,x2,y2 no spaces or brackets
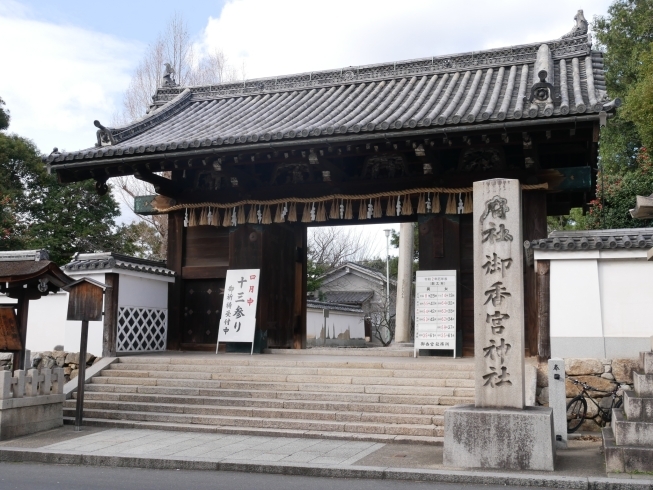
0,0,614,254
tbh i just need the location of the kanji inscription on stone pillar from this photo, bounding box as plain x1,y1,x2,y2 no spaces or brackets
473,179,525,409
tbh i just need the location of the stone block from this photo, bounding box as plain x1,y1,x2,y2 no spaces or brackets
536,363,548,388
624,390,653,420
613,409,653,446
603,427,653,473
443,405,555,471
565,375,615,397
0,401,63,440
633,372,653,397
536,386,549,405
564,358,604,376
612,358,640,384
640,351,653,375
64,352,95,366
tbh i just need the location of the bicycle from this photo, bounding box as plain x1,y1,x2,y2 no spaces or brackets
566,377,623,433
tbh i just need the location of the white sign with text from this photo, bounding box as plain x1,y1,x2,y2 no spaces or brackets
414,270,457,357
217,269,260,350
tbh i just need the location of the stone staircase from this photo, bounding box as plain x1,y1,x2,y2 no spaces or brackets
63,355,475,444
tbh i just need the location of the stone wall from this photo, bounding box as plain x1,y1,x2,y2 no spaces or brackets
31,351,100,383
536,357,640,431
0,353,12,371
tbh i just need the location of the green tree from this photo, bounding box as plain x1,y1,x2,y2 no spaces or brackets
0,97,141,264
593,0,653,174
587,0,653,227
24,177,142,264
586,147,653,229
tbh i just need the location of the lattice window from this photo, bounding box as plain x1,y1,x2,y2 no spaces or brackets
117,307,168,352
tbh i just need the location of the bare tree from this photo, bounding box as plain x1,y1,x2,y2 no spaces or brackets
112,13,238,261
307,226,380,271
369,293,396,347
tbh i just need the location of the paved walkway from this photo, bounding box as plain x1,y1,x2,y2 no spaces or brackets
1,426,652,489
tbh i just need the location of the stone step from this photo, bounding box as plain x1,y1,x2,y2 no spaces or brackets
623,390,653,420
115,357,475,372
63,417,444,445
91,376,473,397
100,369,474,387
64,399,443,426
85,383,472,406
76,391,449,415
63,407,442,437
265,348,414,357
107,363,474,379
603,427,653,473
612,408,653,447
633,372,653,397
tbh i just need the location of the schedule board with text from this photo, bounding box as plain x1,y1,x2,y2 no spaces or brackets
414,270,456,357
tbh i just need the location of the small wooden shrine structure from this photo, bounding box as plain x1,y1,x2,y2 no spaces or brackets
48,11,618,357
0,250,72,369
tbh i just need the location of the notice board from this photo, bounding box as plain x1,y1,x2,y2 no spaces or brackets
414,270,457,357
217,269,260,354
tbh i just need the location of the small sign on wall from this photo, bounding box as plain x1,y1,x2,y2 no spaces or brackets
414,270,457,358
217,269,260,354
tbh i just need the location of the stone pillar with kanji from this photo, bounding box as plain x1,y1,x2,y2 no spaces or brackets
443,179,555,472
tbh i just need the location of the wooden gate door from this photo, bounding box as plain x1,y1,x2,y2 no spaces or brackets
182,279,225,349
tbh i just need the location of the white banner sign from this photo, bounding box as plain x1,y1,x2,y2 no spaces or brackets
414,270,457,357
217,269,260,344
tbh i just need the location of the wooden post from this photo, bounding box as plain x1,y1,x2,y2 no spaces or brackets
167,210,184,350
75,320,89,431
64,277,106,431
522,190,547,357
14,295,29,371
536,260,551,362
102,274,119,357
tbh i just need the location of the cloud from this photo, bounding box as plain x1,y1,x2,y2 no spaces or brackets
0,3,143,154
198,0,612,81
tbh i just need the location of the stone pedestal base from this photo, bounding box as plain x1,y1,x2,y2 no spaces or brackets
603,427,653,473
444,405,555,471
0,396,64,441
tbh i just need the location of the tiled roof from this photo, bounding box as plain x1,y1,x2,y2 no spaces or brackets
64,252,175,277
307,300,364,314
525,228,653,251
321,291,374,305
47,15,615,166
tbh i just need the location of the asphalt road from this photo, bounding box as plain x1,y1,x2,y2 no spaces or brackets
0,462,542,490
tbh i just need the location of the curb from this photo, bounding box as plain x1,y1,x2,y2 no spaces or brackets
0,447,651,489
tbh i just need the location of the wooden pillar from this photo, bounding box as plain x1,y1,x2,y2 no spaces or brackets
522,190,547,356
537,260,551,362
102,273,119,357
167,210,184,350
14,294,29,370
294,224,307,349
418,214,464,355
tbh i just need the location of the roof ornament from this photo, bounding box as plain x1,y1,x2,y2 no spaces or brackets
162,63,177,87
93,120,115,147
527,44,561,104
562,10,589,39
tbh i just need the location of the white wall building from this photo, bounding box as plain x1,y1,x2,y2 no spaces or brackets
306,300,366,347
0,253,174,356
532,228,653,359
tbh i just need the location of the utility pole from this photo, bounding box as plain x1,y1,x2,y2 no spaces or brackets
383,229,391,323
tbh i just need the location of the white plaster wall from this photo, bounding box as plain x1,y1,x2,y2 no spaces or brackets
118,275,168,309
549,259,602,338
306,308,365,340
0,272,105,355
0,292,69,352
599,259,653,338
